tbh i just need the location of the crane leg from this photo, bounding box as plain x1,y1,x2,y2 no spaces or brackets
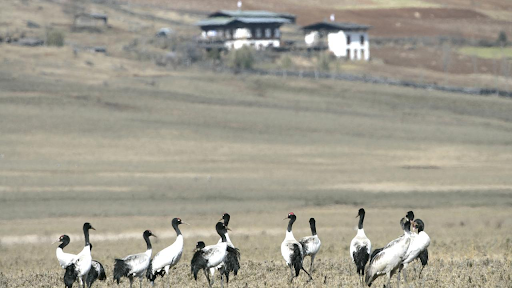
310,254,316,273
204,269,212,288
403,268,409,285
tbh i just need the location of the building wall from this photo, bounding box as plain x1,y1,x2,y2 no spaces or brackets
305,31,320,46
225,39,280,50
327,30,370,60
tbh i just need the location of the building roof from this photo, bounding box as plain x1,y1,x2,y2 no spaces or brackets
208,10,296,22
197,16,291,28
302,21,370,32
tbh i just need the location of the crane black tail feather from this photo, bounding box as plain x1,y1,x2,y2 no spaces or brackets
190,250,208,281
290,244,303,277
64,263,78,288
113,259,130,284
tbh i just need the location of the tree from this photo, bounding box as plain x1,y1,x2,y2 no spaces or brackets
230,46,254,71
497,31,507,47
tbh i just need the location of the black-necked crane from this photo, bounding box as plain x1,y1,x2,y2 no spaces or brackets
210,213,241,285
281,212,312,283
113,230,156,288
370,211,415,263
53,234,79,288
191,222,238,288
299,218,321,273
365,218,411,288
86,243,106,287
399,219,430,283
146,218,188,287
70,222,95,288
405,211,429,277
350,208,371,285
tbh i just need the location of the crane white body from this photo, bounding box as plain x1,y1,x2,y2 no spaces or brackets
150,234,183,276
56,247,77,269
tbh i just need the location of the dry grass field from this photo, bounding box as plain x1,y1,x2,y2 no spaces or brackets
1,42,512,287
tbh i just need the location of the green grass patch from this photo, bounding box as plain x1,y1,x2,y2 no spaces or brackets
458,46,512,59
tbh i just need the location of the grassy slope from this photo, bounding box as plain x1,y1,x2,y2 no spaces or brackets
0,44,511,288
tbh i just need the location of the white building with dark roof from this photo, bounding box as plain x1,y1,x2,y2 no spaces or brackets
302,21,371,60
197,10,294,50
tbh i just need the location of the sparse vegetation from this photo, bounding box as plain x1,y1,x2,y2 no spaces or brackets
45,29,65,47
317,52,331,72
230,46,254,70
497,30,508,47
458,46,512,59
280,55,293,70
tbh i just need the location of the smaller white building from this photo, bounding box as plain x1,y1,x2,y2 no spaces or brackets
303,21,371,60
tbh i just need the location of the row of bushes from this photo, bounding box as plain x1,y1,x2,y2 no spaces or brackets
372,31,509,48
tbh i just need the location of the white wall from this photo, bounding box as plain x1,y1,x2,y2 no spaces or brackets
326,30,370,60
305,31,320,47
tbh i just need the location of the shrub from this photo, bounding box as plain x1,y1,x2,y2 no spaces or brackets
317,52,331,72
280,55,293,70
206,48,221,61
230,46,254,70
497,31,507,46
46,30,65,47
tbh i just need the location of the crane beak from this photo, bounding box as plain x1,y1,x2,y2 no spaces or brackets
226,227,232,231
151,233,158,238
182,221,190,226
51,239,60,245
356,214,359,218
91,226,96,230
283,217,288,220
218,217,224,222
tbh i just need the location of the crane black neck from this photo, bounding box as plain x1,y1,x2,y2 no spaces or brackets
358,213,365,230
216,222,227,242
403,220,411,233
143,232,152,250
83,226,90,247
172,220,182,236
287,215,296,233
310,219,317,236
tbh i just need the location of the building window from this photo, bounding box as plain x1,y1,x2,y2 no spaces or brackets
265,28,271,38
360,35,364,44
361,49,365,60
225,30,231,39
346,49,351,59
274,28,280,38
347,35,351,45
256,28,262,38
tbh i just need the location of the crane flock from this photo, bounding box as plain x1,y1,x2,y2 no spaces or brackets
53,209,430,287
